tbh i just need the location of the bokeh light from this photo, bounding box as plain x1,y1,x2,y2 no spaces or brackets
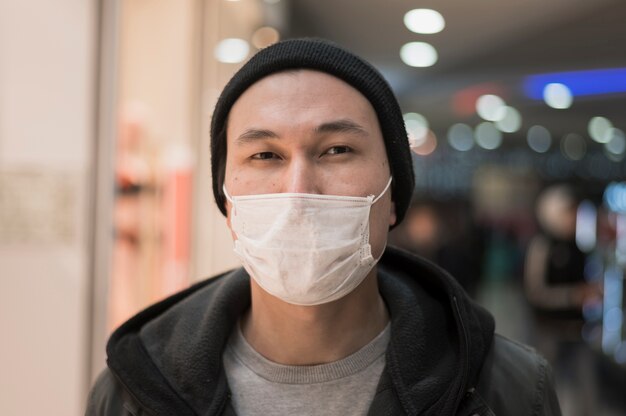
588,116,613,143
543,83,573,109
410,130,438,155
561,133,586,160
476,94,506,121
447,123,474,151
604,307,624,333
400,42,438,67
214,38,250,63
403,112,429,147
604,128,626,161
527,125,552,153
494,106,522,133
475,122,502,150
404,9,445,34
576,200,597,253
252,27,280,49
604,182,626,213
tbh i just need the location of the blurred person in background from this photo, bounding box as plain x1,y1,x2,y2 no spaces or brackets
399,201,443,262
524,184,601,317
391,199,484,296
524,184,602,416
87,39,560,416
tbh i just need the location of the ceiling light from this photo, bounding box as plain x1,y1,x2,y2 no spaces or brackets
400,42,438,68
543,83,573,109
404,9,445,34
214,38,250,64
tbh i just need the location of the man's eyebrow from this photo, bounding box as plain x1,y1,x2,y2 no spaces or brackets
236,129,279,144
315,119,370,136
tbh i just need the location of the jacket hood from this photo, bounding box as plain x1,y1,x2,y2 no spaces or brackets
106,246,494,415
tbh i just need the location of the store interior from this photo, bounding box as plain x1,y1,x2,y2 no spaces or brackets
1,0,625,414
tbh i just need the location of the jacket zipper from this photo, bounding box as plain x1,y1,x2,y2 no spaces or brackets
452,296,471,413
215,392,231,415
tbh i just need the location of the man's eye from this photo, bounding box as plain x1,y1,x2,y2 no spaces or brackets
251,152,279,160
326,146,352,155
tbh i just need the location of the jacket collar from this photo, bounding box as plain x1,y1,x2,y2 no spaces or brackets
106,246,494,415
375,247,494,415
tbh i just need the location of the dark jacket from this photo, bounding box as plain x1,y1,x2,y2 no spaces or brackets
86,246,561,416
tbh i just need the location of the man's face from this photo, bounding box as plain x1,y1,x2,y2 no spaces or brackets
224,69,396,259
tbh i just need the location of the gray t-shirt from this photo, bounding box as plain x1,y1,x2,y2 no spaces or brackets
223,322,390,416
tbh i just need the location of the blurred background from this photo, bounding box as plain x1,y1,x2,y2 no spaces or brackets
1,0,625,414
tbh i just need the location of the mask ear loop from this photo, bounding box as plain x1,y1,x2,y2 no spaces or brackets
372,177,393,204
223,184,234,203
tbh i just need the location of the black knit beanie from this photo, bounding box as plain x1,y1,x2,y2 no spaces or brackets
210,38,415,225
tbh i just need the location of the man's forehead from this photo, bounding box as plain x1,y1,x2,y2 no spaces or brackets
227,69,378,127
233,69,370,102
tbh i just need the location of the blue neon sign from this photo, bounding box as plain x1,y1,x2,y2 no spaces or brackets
524,67,626,99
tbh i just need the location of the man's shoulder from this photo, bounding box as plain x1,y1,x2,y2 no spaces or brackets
474,335,562,416
487,334,548,378
93,269,250,416
85,368,143,416
111,268,247,343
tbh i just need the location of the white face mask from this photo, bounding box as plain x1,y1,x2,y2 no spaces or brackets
223,178,392,306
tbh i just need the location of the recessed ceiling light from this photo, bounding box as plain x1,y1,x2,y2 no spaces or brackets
214,38,250,64
400,42,438,68
404,9,445,34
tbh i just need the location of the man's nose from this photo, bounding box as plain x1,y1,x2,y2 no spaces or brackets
284,158,319,194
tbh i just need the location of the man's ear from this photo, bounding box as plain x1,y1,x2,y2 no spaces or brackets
225,201,240,241
225,200,232,229
389,200,397,227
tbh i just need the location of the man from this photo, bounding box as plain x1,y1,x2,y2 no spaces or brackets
87,38,561,415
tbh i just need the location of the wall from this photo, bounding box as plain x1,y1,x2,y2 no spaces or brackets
0,0,96,415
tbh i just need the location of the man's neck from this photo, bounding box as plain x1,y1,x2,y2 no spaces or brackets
240,269,389,366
